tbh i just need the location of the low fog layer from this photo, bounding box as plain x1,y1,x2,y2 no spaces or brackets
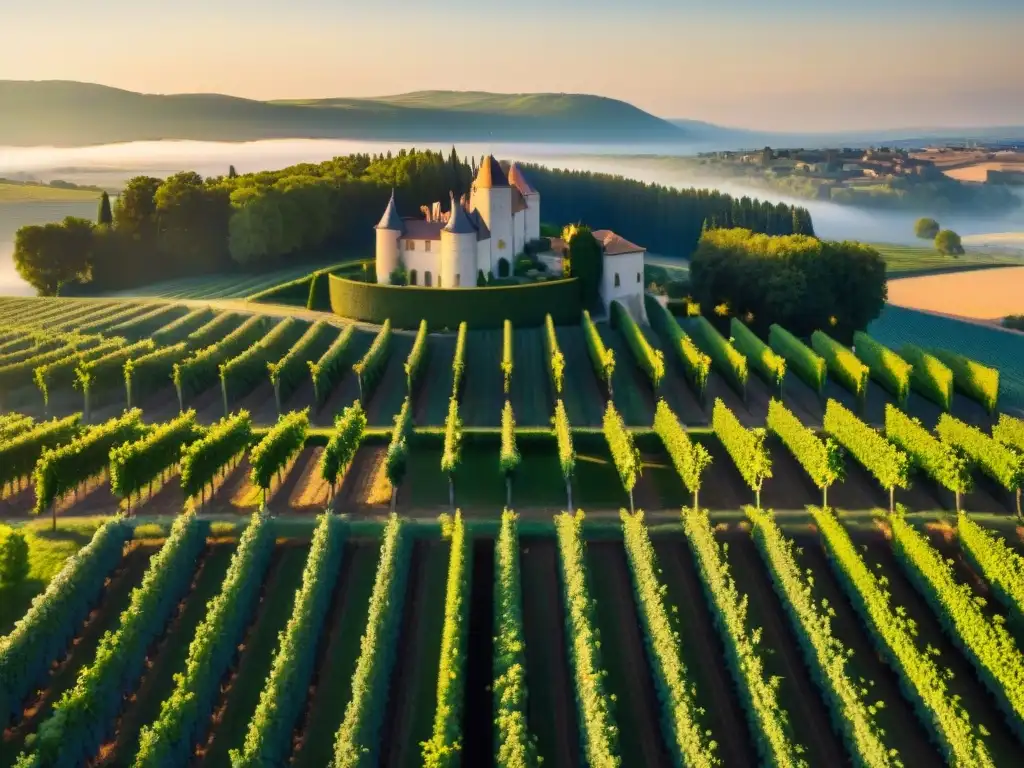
2,138,1023,294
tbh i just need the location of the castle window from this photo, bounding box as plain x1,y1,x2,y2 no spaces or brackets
410,269,418,285
497,257,510,278
455,274,461,287
614,273,621,287
406,240,415,251
425,240,431,252
637,272,641,283
425,271,432,287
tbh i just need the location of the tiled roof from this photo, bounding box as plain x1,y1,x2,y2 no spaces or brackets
508,162,537,195
511,187,528,214
375,191,404,232
592,229,646,255
401,219,443,241
468,210,491,241
475,155,509,188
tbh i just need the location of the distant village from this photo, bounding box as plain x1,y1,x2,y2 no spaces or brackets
695,144,1024,202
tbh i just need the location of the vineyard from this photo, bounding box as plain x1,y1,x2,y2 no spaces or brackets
2,293,1024,767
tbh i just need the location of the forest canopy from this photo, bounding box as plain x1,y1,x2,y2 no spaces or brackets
689,227,887,342
13,148,815,296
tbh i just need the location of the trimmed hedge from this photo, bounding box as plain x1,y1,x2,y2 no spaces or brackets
328,274,581,329
901,344,954,411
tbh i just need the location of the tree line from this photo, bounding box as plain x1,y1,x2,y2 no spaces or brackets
13,148,815,296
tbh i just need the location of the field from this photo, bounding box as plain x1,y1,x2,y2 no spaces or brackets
102,263,341,301
872,243,1024,277
886,266,1024,320
3,293,1024,767
0,182,103,203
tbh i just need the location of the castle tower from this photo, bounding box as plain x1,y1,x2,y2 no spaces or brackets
374,191,403,284
508,162,541,242
473,155,513,274
440,192,477,288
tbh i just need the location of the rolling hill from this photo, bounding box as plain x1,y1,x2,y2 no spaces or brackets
0,81,687,146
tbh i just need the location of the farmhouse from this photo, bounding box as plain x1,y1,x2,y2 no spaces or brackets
373,155,646,317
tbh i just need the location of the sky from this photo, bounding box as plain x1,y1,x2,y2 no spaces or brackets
2,0,1023,132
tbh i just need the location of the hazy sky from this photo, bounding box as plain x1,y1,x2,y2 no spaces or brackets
2,0,1023,131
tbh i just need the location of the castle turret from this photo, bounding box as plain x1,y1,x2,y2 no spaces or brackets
375,190,403,284
440,192,477,288
473,155,513,275
508,162,541,242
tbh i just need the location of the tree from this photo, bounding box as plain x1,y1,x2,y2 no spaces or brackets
0,526,29,586
477,269,486,286
935,229,964,256
563,224,603,311
96,191,113,227
228,165,238,179
112,176,162,240
914,217,940,240
13,217,94,296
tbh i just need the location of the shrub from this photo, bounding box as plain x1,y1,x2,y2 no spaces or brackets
0,526,29,585
769,324,826,395
900,344,954,410
730,318,785,390
853,332,911,405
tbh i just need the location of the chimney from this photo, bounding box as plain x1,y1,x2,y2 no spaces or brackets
432,201,441,221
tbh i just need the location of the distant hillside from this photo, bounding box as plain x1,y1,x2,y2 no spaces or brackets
0,81,687,146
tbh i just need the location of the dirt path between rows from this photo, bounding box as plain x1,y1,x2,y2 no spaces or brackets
460,539,496,767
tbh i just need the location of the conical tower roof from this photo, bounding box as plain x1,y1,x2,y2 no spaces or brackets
375,190,404,232
507,162,537,195
444,191,477,235
475,155,509,189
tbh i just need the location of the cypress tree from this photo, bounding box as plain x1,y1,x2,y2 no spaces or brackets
228,165,238,178
97,191,113,226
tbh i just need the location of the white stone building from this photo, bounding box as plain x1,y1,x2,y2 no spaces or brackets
374,155,646,318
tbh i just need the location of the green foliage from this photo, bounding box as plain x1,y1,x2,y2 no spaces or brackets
106,303,188,341
730,318,785,389
746,506,899,767
0,337,99,393
501,319,514,394
769,324,826,394
124,342,189,408
75,338,155,407
645,295,710,397
563,225,603,310
96,192,113,227
405,319,429,392
134,513,276,767
810,506,993,766
179,410,253,499
12,216,93,296
451,322,468,400
900,344,954,410
957,514,1024,635
690,228,886,341
0,518,130,727
0,414,81,488
33,409,146,514
812,331,869,401
766,399,842,503
914,217,940,240
332,516,407,767
497,401,521,481
603,401,641,502
0,412,32,441
712,398,772,503
853,332,911,404
353,320,391,402
23,512,207,767
231,514,345,767
994,414,1024,454
320,401,367,489
553,399,575,482
581,310,615,392
386,398,413,488
108,410,203,501
268,320,337,407
0,526,29,585
934,229,964,255
681,506,805,767
611,300,664,389
888,513,1024,739
653,399,711,507
309,325,356,407
936,414,1024,498
543,314,565,395
328,274,581,330
173,314,269,402
824,400,909,504
249,409,309,492
927,348,999,414
422,511,472,766
884,405,971,504
220,316,306,404
619,511,717,767
493,510,540,767
690,316,748,397
183,311,243,350
34,337,126,408
553,510,621,766
441,397,462,476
